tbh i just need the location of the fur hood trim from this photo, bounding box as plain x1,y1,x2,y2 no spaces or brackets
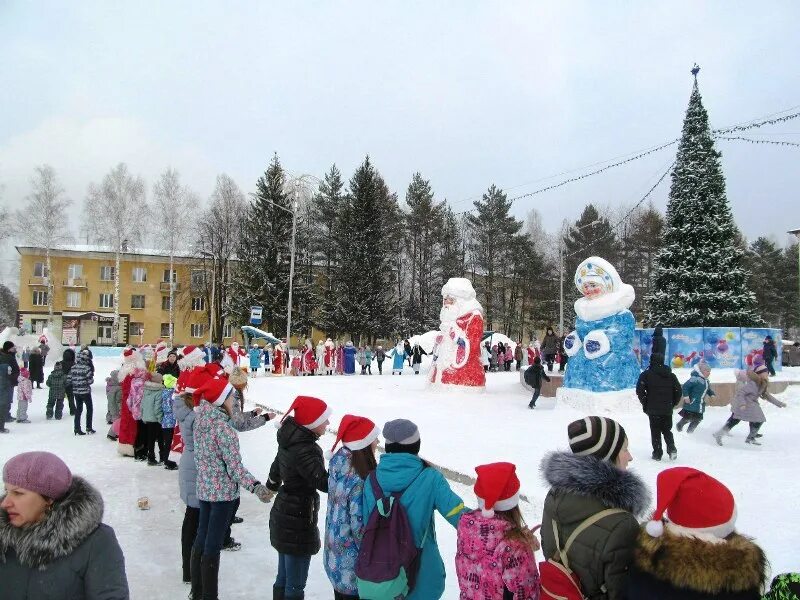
635,528,767,594
0,477,103,569
540,451,651,517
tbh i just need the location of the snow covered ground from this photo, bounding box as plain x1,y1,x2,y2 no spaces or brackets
2,357,799,598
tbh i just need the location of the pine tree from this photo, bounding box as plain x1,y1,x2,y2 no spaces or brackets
646,75,763,327
618,203,664,320
312,165,346,336
437,206,466,285
334,156,401,341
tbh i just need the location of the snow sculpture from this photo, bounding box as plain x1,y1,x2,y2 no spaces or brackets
429,277,486,389
562,257,639,392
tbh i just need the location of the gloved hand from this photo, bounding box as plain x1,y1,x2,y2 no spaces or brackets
254,484,274,504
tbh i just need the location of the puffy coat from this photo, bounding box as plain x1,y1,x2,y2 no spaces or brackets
391,345,406,371
194,401,259,502
106,370,122,422
0,349,19,391
762,340,777,363
362,452,467,600
160,389,176,428
248,348,262,369
28,351,44,383
16,376,32,403
730,371,785,423
411,345,427,365
47,365,67,401
61,349,75,381
628,528,767,599
0,476,129,600
66,354,94,395
324,448,367,595
524,364,550,389
456,510,540,599
539,452,650,600
542,333,559,356
230,390,268,432
174,397,198,508
140,380,165,424
680,370,714,416
636,362,682,416
514,344,523,362
267,417,328,555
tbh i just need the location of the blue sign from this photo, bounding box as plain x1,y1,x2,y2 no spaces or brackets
250,306,263,326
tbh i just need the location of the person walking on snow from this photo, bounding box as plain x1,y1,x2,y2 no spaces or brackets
714,364,786,446
45,362,67,421
762,335,778,376
514,341,523,371
66,351,95,436
524,356,550,409
28,347,44,389
541,327,558,372
248,344,262,376
636,352,682,461
411,343,427,374
374,345,386,375
15,368,33,424
676,360,715,433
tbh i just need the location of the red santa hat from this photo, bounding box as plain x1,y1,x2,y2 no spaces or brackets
474,462,521,518
192,376,234,407
645,467,737,540
326,414,380,460
122,347,138,363
279,395,331,430
180,345,205,363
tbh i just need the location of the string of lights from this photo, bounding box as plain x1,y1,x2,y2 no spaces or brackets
716,135,800,148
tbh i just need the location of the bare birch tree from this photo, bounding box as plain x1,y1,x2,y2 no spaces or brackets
84,163,149,344
153,168,198,346
14,165,73,328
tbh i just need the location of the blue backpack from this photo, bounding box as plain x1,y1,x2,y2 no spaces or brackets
356,471,428,599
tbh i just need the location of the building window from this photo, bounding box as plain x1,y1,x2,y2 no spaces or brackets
160,323,171,337
132,267,147,282
223,323,233,339
67,264,83,279
99,293,114,308
33,262,49,277
190,323,206,338
161,296,172,311
191,297,206,311
100,266,115,281
66,291,81,308
129,322,144,336
32,290,48,306
131,295,146,309
191,269,206,287
163,269,177,283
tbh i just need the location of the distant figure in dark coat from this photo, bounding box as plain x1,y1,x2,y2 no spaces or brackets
636,352,682,461
28,348,45,389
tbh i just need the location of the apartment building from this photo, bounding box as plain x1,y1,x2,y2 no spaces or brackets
16,245,241,346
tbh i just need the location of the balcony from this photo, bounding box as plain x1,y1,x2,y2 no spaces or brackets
28,277,49,287
160,281,181,293
63,278,88,288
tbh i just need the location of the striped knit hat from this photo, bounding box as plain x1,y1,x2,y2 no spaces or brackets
567,416,627,462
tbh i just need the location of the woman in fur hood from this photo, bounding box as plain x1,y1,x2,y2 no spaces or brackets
0,451,129,599
629,466,767,599
540,416,651,600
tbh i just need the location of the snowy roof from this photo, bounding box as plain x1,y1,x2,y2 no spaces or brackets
16,244,203,261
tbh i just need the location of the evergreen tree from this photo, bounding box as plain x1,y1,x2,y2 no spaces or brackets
618,203,664,320
334,156,401,341
437,206,466,285
745,237,798,330
311,165,345,336
646,76,762,326
466,185,523,328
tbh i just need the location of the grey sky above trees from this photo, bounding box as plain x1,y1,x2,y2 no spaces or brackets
1,1,799,279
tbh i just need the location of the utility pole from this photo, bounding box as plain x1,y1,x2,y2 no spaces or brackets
790,228,800,337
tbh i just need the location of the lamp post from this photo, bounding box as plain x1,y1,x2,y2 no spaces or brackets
559,220,602,336
199,251,216,345
789,228,800,337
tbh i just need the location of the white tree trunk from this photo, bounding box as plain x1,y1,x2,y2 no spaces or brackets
113,247,121,345
46,247,53,329
169,253,174,346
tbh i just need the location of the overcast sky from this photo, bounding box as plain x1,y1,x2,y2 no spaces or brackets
2,1,799,284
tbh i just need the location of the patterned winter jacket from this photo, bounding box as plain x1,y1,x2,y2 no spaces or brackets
16,376,33,403
160,389,176,428
324,448,368,595
194,401,259,502
46,365,67,401
65,354,94,395
456,510,540,600
127,371,147,421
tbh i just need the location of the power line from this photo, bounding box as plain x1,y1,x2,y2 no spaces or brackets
717,136,800,148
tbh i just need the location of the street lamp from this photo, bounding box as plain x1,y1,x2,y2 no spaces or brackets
789,228,800,337
559,220,602,335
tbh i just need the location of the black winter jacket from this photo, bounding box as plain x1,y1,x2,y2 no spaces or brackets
411,345,427,365
0,350,19,389
28,352,44,383
267,417,328,555
636,363,681,416
628,528,767,599
156,361,180,378
524,364,550,389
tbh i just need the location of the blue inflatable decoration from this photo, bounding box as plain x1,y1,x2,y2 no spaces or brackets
563,257,640,392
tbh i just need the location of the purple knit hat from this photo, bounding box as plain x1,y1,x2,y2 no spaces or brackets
3,451,73,500
752,354,765,367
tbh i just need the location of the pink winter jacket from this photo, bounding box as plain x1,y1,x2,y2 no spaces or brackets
456,510,540,600
16,376,33,403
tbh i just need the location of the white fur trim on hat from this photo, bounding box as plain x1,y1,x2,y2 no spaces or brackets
306,406,332,431
344,425,380,452
477,492,520,518
647,506,737,541
209,382,234,407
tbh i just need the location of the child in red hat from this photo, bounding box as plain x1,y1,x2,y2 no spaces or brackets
267,396,332,599
629,467,767,599
323,414,381,599
456,462,541,599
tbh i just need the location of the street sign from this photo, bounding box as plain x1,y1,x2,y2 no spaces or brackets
250,306,263,325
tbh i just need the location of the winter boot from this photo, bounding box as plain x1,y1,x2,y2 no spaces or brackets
676,418,687,432
668,449,678,461
200,555,220,600
273,587,285,600
189,548,203,599
745,435,762,446
713,429,726,446
651,452,662,461
285,594,304,600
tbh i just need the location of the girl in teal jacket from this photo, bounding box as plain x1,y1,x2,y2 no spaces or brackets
361,419,467,599
677,361,715,433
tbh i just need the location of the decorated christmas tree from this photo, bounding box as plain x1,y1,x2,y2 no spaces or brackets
646,67,763,327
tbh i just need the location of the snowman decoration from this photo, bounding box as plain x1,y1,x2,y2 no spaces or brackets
562,257,640,392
